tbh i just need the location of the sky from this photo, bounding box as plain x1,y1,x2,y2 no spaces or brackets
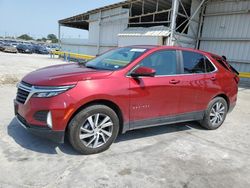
0,0,122,39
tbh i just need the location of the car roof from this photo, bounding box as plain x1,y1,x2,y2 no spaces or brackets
126,45,161,49
126,45,218,57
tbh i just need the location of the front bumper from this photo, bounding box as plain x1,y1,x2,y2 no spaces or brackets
16,114,65,143
4,49,17,53
13,84,78,143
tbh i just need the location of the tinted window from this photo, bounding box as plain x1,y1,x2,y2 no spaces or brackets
139,50,177,75
205,58,215,72
182,51,206,74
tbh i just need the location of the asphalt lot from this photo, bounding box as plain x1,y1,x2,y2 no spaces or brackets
0,52,250,188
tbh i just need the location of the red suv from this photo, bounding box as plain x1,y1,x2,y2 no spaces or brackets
14,46,239,154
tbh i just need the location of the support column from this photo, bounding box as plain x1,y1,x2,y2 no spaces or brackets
169,0,179,46
97,10,102,55
58,23,61,50
196,4,206,49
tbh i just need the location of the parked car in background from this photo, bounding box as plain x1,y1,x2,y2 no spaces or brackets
32,45,49,54
0,41,5,51
16,44,33,54
46,44,60,52
14,46,239,154
1,43,18,53
10,42,19,48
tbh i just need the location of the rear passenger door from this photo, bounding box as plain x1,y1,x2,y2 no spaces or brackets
178,50,207,113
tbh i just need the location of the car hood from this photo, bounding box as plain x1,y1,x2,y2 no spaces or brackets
22,63,113,86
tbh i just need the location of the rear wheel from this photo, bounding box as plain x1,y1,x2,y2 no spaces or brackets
68,105,119,154
200,97,228,130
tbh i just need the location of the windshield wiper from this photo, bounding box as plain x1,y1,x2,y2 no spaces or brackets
85,65,113,71
85,65,98,69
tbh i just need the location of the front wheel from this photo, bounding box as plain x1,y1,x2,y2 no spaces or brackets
200,97,228,130
68,105,119,154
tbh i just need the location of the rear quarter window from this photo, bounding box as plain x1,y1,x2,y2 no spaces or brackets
205,58,216,72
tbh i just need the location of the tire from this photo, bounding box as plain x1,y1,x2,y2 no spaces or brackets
68,105,119,154
200,97,228,130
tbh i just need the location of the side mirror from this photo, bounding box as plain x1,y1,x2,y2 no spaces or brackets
130,66,156,77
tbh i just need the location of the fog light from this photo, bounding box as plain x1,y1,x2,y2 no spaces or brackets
47,111,53,129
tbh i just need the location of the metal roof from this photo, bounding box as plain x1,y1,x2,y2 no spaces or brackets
118,26,171,37
58,0,184,30
59,0,138,29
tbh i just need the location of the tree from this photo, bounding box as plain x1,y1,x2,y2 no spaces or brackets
36,37,47,42
47,34,58,43
17,34,33,41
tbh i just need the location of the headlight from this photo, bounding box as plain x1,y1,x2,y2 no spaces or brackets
32,85,75,98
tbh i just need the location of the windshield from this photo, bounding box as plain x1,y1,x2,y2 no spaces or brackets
85,47,148,71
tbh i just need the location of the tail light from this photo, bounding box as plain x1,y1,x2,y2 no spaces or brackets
234,76,240,84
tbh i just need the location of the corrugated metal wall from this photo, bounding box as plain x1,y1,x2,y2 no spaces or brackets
118,36,162,46
61,7,129,56
61,38,114,55
88,7,129,54
199,0,250,76
118,26,170,46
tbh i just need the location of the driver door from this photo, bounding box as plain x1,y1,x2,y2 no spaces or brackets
129,50,181,128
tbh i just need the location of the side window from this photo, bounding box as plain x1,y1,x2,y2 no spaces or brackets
205,58,215,72
139,50,177,76
182,51,206,74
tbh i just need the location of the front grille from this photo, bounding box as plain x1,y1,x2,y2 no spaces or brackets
16,81,32,104
16,88,29,104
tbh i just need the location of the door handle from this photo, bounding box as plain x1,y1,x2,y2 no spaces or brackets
210,76,216,81
169,79,180,84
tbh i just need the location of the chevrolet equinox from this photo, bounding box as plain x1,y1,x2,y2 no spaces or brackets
14,46,239,154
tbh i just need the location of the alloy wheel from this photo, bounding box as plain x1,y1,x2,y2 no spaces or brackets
79,113,113,148
209,102,226,126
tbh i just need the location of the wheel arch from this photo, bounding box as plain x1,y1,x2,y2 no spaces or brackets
66,99,124,134
214,93,230,111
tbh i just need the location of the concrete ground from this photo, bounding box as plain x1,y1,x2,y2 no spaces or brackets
0,52,250,188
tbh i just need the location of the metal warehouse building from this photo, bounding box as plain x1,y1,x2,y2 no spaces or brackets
59,0,250,77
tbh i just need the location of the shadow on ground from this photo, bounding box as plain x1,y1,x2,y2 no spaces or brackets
239,82,250,90
8,117,203,155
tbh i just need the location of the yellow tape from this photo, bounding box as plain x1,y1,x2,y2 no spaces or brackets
51,51,95,60
239,72,250,78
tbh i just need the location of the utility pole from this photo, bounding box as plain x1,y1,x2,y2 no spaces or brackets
169,0,179,46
